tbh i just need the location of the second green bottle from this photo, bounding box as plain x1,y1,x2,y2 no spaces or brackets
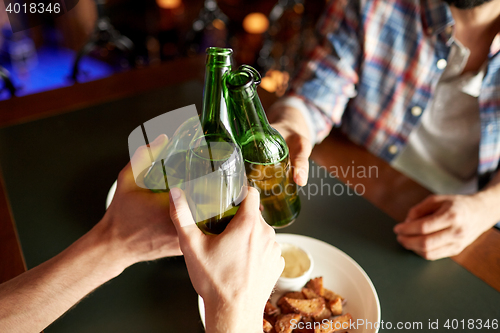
223,65,301,228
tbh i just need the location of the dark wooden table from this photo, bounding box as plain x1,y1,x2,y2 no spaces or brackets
0,56,498,333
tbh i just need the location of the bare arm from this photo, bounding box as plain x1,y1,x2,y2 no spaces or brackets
0,135,181,332
0,220,126,332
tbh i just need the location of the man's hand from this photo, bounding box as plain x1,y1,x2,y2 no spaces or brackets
102,134,182,270
394,193,500,260
169,187,284,333
269,105,313,186
0,135,181,333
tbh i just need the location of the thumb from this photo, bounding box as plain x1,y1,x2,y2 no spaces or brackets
237,186,261,217
130,134,169,188
287,133,312,186
223,186,261,233
169,188,203,242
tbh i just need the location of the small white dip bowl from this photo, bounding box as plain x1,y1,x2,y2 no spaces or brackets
276,242,314,292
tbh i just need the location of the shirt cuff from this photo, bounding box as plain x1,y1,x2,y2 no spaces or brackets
272,96,317,146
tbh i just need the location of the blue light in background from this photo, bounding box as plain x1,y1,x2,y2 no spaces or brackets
0,46,114,101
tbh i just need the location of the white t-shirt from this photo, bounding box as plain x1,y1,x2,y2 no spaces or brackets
392,40,485,195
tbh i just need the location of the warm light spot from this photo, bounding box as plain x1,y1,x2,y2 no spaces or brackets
293,3,304,14
260,76,276,93
212,18,226,30
260,70,290,96
243,12,269,34
157,0,182,9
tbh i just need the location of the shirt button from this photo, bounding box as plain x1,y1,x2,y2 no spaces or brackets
411,106,422,117
437,59,447,70
388,145,399,155
486,124,495,133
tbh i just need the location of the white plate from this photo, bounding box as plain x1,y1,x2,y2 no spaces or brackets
198,233,380,333
106,180,118,209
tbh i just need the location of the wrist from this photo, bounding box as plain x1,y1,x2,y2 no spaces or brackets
204,296,262,333
470,188,500,226
73,217,130,281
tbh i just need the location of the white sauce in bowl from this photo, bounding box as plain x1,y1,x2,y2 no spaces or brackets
280,243,312,278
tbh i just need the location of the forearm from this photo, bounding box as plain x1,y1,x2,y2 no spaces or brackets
0,219,125,333
204,297,262,333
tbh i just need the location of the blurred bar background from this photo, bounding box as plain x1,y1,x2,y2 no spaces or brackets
0,0,327,101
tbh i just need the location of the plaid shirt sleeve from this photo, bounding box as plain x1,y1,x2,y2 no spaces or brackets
286,0,361,144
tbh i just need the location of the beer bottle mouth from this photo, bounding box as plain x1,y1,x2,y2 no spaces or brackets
206,47,233,55
225,65,262,91
206,47,233,66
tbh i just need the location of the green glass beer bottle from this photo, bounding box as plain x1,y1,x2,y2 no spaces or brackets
223,65,301,228
185,47,246,235
144,47,234,194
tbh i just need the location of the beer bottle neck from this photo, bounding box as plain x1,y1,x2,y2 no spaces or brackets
225,66,288,164
201,48,232,134
224,67,273,137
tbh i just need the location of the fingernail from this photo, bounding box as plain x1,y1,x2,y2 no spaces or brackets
170,187,181,200
393,224,401,233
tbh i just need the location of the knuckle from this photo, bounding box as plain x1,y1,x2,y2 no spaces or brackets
420,238,431,251
117,168,129,185
447,210,457,220
453,227,465,239
419,222,430,234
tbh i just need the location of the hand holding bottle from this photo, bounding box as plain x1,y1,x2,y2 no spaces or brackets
106,134,182,265
267,105,313,187
169,187,284,333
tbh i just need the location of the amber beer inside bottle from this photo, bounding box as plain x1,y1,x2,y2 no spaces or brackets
224,66,301,228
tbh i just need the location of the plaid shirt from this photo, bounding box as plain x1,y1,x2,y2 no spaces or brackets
287,0,500,187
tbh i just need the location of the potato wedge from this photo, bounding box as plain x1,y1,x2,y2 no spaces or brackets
274,313,301,333
263,318,274,333
327,297,342,316
302,287,321,299
313,306,332,322
323,288,344,302
314,313,353,333
306,277,324,296
279,297,325,317
277,292,305,314
265,300,279,316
